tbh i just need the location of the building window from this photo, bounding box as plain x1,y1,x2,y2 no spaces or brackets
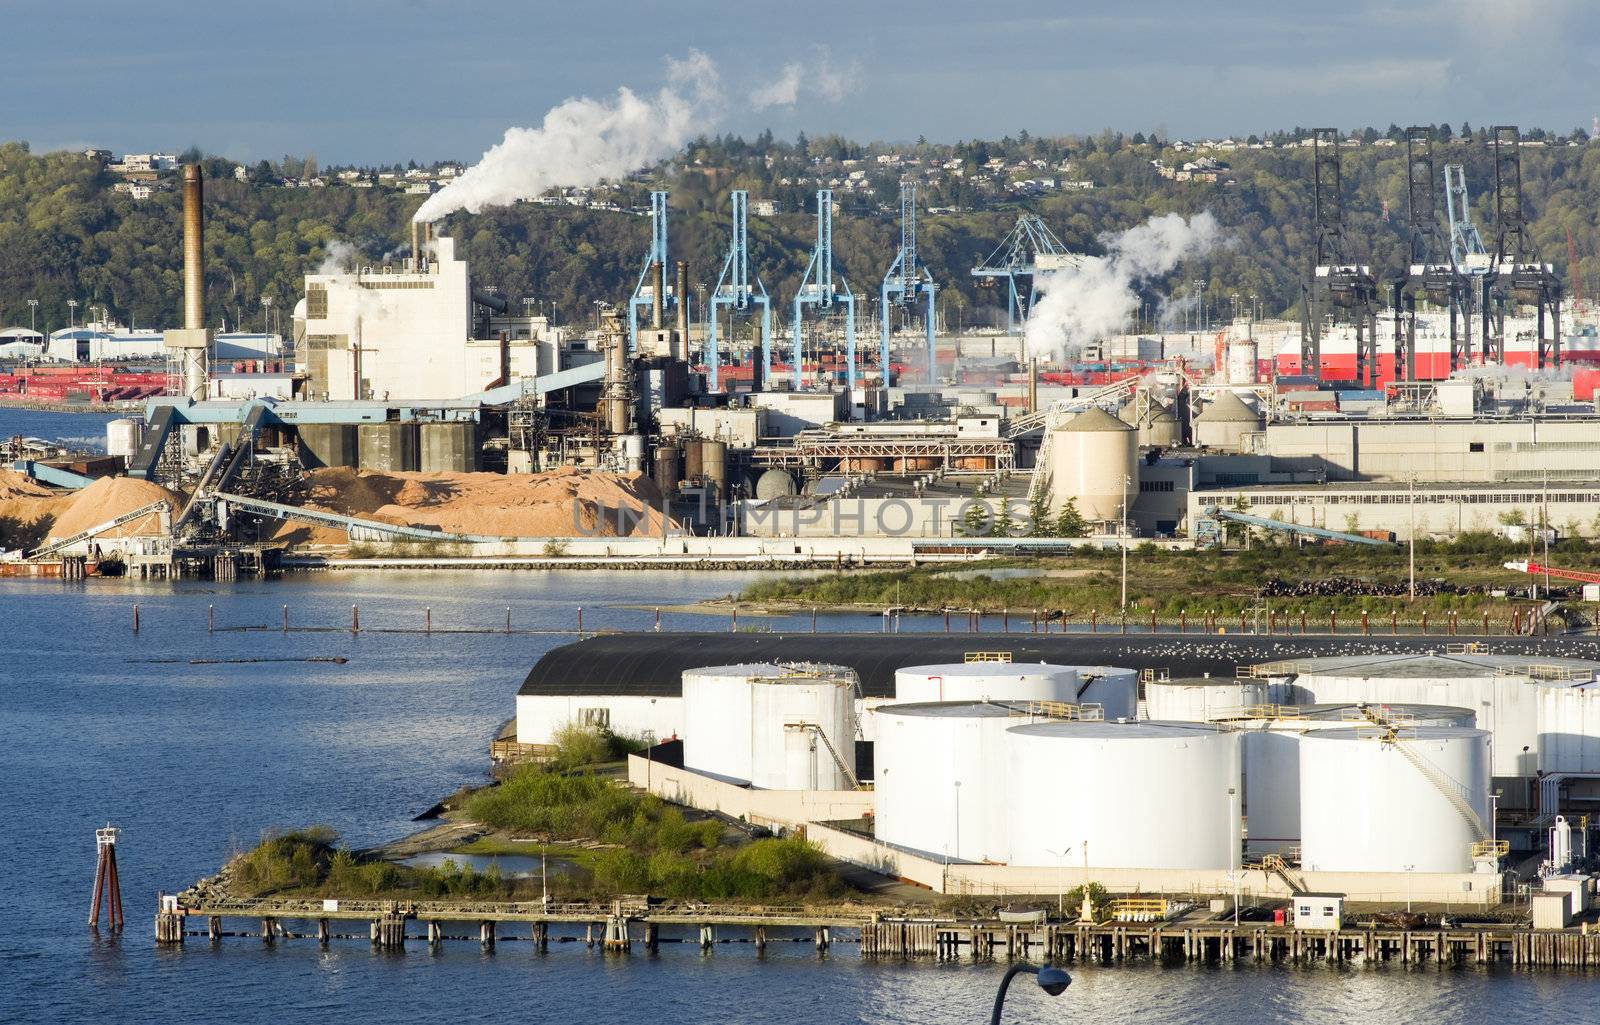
306,285,328,319
1469,442,1485,453
1140,480,1174,493
577,707,611,728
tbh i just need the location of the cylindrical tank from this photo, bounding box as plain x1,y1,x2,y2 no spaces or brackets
105,417,145,459
1076,666,1139,721
620,433,645,473
874,702,1027,862
418,421,479,472
1537,683,1600,772
1047,407,1137,523
682,436,704,480
702,439,727,495
653,444,680,493
1226,338,1259,385
1006,721,1240,869
681,663,857,790
1145,677,1274,722
1265,653,1600,782
298,423,359,469
1144,402,1181,447
1231,703,1477,856
1193,391,1263,452
894,662,1078,704
357,422,419,472
755,468,796,500
1298,727,1491,873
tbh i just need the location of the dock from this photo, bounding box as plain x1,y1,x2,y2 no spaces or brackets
155,895,1600,968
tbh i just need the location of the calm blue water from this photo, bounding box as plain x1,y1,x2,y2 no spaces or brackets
0,406,116,452
3,408,1599,1023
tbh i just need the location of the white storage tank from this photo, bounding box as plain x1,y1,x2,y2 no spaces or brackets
1075,666,1139,721
1298,726,1491,874
1263,653,1600,785
1006,721,1241,870
681,663,857,790
874,701,1031,863
105,417,145,458
1046,406,1137,523
1226,338,1259,385
1193,391,1262,452
1230,703,1477,857
1537,682,1600,772
894,662,1078,704
1144,676,1274,722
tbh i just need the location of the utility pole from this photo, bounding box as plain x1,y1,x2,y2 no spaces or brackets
1408,475,1416,601
28,298,38,334
1121,474,1131,610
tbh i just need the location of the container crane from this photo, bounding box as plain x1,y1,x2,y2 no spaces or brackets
1300,128,1379,386
1395,127,1471,377
627,191,686,356
705,190,772,392
1489,125,1562,369
791,189,856,391
1444,162,1494,363
971,214,1077,333
880,180,938,387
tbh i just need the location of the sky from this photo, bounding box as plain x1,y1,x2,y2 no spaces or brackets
4,0,1599,165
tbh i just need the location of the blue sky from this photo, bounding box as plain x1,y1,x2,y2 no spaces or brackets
4,0,1598,164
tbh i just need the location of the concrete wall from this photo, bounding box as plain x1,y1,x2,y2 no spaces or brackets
1266,418,1600,484
420,422,479,472
627,756,875,832
1190,485,1600,539
805,823,1499,904
358,423,419,472
297,423,358,469
516,694,682,747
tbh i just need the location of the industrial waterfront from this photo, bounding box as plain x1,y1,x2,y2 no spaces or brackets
5,572,1600,1024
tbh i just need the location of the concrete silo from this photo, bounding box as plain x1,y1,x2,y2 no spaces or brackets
1046,406,1137,523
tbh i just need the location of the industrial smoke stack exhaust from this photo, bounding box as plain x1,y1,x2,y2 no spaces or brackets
651,260,665,330
411,221,421,271
182,166,204,331
675,260,689,361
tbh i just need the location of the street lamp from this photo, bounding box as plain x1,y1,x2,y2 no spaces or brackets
1404,864,1415,912
1120,474,1132,610
27,298,38,334
989,963,1071,1025
67,299,79,328
261,295,273,334
1044,846,1073,917
952,780,963,864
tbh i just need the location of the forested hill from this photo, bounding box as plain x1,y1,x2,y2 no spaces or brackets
3,128,1599,335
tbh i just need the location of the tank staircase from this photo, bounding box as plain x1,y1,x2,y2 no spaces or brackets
1384,731,1491,842
1258,853,1308,895
786,722,863,790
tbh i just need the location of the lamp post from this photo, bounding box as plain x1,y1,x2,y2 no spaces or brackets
953,780,962,863
68,299,79,328
1120,474,1131,611
1404,864,1414,912
989,963,1071,1025
261,295,273,334
28,298,38,335
1044,846,1073,918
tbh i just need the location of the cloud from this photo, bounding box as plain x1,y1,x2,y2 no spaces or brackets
751,47,859,109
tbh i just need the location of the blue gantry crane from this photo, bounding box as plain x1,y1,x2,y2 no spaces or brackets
880,180,938,387
627,191,685,355
706,190,771,392
970,214,1075,333
791,189,856,391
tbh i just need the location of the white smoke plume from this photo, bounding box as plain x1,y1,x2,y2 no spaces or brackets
316,239,360,275
413,52,721,223
751,47,859,108
1024,212,1221,360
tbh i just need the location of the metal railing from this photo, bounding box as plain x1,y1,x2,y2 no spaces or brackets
1110,898,1168,922
965,651,1014,664
1026,701,1104,721
1471,839,1510,860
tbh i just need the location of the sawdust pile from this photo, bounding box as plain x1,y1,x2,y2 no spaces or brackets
0,470,63,547
288,466,675,542
46,477,182,541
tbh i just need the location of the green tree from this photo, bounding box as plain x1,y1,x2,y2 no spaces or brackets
1054,498,1089,538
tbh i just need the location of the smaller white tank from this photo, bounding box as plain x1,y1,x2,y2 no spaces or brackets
1226,338,1259,385
681,663,858,790
1074,666,1139,721
1144,676,1273,722
1299,726,1491,873
755,468,797,500
894,662,1078,704
106,417,145,458
619,434,645,472
1537,682,1600,773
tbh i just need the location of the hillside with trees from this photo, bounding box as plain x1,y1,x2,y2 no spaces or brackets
3,125,1600,336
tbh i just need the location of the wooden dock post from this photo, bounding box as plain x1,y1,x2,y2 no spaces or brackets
261,917,276,944
351,605,360,633
755,925,767,955
479,920,496,949
89,827,124,931
815,926,830,952
427,921,440,947
208,605,214,632
700,925,714,952
318,918,328,945
534,920,548,951
603,912,629,953
208,915,220,942
644,922,659,954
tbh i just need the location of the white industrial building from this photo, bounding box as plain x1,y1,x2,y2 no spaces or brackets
299,234,567,401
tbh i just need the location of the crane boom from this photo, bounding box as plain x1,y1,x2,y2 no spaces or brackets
1504,561,1600,585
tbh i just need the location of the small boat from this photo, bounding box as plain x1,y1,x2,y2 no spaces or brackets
997,905,1046,925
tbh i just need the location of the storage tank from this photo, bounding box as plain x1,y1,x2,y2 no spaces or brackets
1298,727,1491,873
297,423,359,469
1074,666,1139,721
1226,338,1259,385
682,436,704,480
619,434,645,473
1144,676,1274,722
419,422,479,472
755,468,796,500
702,439,727,495
105,417,145,459
358,422,419,472
1006,721,1241,869
894,662,1078,704
1143,402,1182,447
1537,682,1600,772
1227,703,1476,856
680,663,857,790
1046,406,1137,522
1263,653,1600,786
1193,391,1262,452
874,701,1032,862
653,444,680,493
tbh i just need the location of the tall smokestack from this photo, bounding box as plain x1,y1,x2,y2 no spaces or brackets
411,221,421,271
182,166,204,331
651,260,665,330
675,261,689,360
1028,357,1038,414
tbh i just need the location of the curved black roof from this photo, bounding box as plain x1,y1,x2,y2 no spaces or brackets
517,632,1577,699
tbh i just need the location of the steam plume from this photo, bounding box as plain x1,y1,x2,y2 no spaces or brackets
1024,211,1221,360
414,52,721,223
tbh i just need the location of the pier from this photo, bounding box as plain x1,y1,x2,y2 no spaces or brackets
155,896,1600,969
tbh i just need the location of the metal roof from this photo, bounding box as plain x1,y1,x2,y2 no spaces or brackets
517,633,1592,699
